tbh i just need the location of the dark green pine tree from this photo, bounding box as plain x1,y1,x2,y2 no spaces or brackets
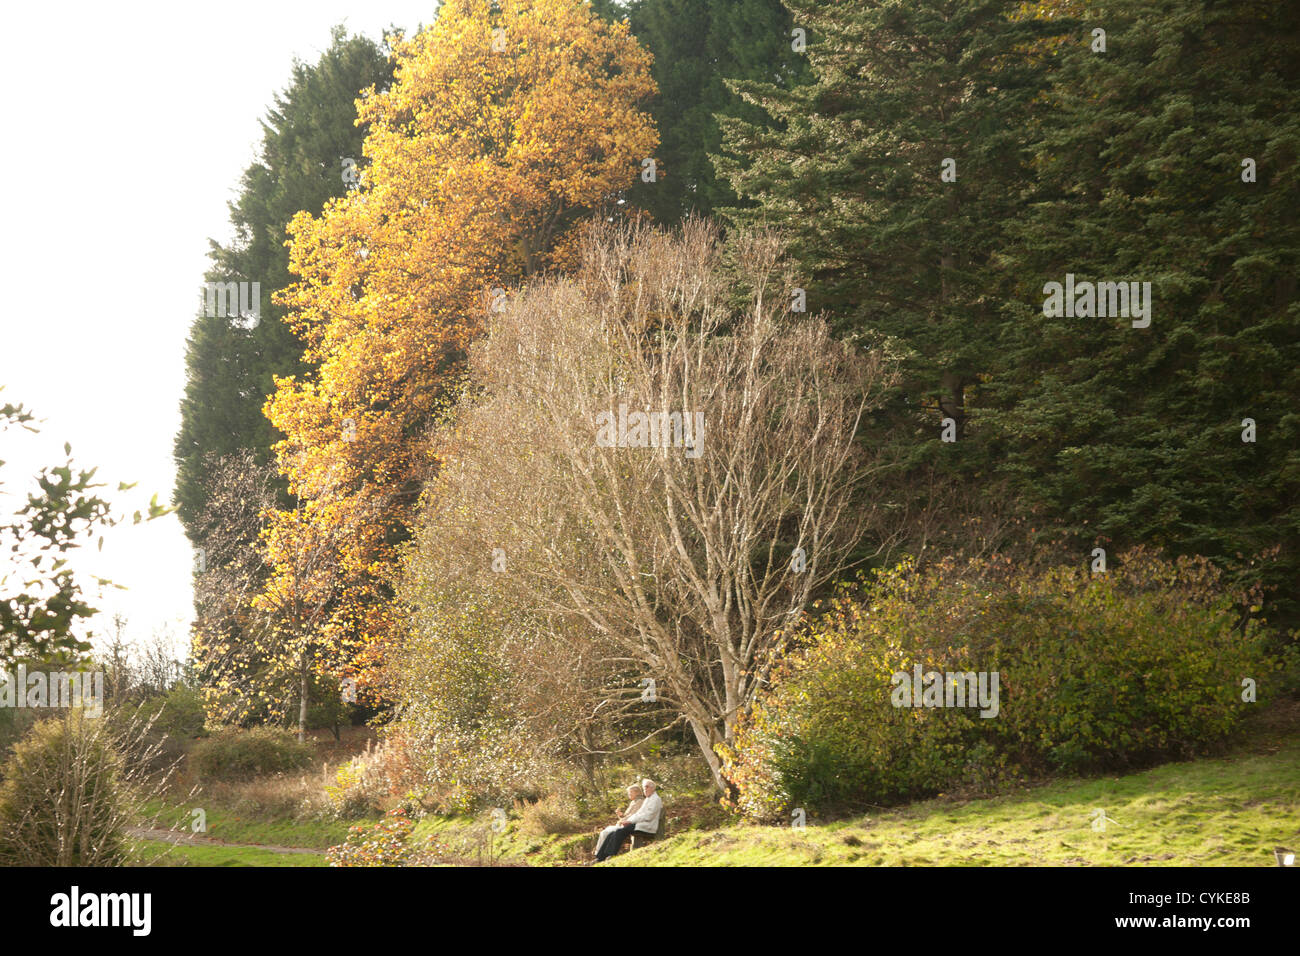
718,0,1063,457
173,27,393,538
607,0,810,222
987,0,1300,619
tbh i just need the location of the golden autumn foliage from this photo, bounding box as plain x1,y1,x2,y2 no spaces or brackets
264,0,659,697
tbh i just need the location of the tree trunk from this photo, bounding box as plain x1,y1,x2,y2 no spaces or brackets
577,725,598,788
686,714,730,795
939,370,965,440
298,653,309,743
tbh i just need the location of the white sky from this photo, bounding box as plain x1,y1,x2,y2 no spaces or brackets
0,1,436,663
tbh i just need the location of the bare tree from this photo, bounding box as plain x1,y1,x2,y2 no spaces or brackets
407,219,899,790
254,485,342,742
192,450,340,740
190,451,278,724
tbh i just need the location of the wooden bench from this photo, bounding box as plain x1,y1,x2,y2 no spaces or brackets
626,815,665,852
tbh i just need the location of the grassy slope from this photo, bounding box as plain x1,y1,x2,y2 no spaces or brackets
130,840,328,867
134,709,1300,867
129,727,379,866
605,737,1300,866
141,800,361,850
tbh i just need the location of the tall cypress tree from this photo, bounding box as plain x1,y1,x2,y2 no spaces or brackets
173,27,393,537
988,0,1300,618
719,1,1062,447
610,0,810,222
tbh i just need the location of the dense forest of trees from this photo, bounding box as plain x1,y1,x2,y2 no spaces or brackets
174,28,394,723
170,0,1298,795
6,0,1300,884
175,27,394,531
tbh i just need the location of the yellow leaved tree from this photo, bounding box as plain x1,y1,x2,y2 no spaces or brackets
264,0,658,703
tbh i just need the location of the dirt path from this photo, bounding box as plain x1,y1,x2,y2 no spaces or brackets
128,826,325,856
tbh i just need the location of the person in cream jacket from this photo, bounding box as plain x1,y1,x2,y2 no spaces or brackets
594,778,662,861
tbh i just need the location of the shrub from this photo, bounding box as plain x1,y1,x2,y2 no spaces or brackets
392,581,574,814
327,807,415,867
137,683,207,740
516,791,585,837
723,548,1275,820
204,770,334,821
0,710,169,866
0,705,39,764
189,726,315,782
324,733,423,818
1278,636,1300,699
326,759,380,819
111,683,207,775
405,727,551,814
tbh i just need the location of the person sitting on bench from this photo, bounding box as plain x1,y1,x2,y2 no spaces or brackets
594,778,662,861
594,783,644,859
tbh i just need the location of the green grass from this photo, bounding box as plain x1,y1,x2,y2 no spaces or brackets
405,769,727,865
408,811,590,865
141,799,368,850
122,709,1300,866
603,738,1300,866
130,839,328,867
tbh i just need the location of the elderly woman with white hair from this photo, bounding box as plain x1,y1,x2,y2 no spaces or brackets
594,778,663,862
594,783,644,859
